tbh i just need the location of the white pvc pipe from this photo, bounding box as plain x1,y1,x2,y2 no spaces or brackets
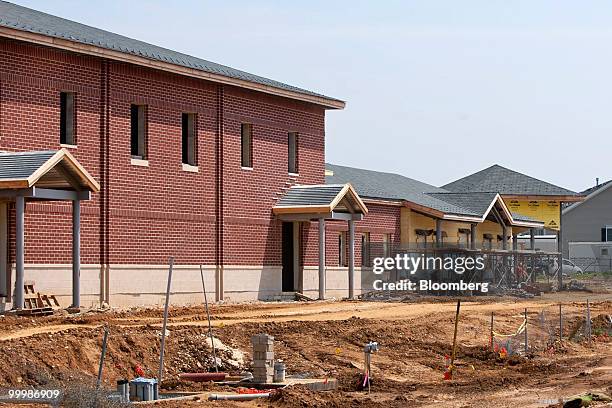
208,393,270,401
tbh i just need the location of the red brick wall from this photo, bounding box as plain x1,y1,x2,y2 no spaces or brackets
0,38,102,265
0,37,327,267
301,203,401,267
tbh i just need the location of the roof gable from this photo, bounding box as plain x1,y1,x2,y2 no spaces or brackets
563,180,612,215
273,184,368,215
0,149,100,192
442,164,576,196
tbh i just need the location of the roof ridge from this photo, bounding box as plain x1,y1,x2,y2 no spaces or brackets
326,163,445,190
0,1,341,106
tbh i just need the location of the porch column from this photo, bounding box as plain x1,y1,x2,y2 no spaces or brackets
72,200,81,308
318,218,326,300
470,224,477,250
512,233,518,251
435,219,442,247
502,226,508,250
529,228,535,250
557,203,563,291
14,196,25,310
348,219,355,299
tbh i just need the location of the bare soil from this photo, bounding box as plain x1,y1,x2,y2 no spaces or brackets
0,293,610,407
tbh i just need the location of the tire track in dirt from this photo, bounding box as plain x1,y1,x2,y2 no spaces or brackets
1,296,609,342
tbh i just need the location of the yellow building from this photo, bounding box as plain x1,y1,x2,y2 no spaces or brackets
443,164,583,250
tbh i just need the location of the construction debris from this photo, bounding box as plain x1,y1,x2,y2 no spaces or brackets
18,280,59,316
251,333,275,383
563,391,611,408
565,280,593,292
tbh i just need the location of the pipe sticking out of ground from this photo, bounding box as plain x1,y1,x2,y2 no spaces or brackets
208,393,271,401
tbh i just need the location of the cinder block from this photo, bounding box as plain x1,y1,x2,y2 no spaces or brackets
251,333,274,345
253,351,275,360
252,367,274,376
252,359,274,368
253,344,274,353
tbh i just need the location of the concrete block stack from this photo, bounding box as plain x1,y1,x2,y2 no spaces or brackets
251,333,274,383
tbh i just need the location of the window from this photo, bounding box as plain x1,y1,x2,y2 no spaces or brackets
458,228,470,248
182,113,197,166
130,104,147,159
338,232,347,267
383,233,392,258
288,132,298,174
361,232,371,267
602,226,612,242
483,234,493,250
60,92,75,145
241,124,253,168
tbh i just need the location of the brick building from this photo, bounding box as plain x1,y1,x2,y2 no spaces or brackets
0,1,372,309
0,3,581,310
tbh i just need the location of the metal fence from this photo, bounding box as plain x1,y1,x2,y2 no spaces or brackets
491,301,607,356
361,242,563,295
570,257,612,273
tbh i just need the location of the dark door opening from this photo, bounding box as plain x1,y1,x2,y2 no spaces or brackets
0,202,7,298
281,222,294,292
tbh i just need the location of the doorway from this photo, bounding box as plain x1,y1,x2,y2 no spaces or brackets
281,222,298,292
0,202,8,298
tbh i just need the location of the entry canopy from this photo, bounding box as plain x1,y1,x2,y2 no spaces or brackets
0,149,100,199
273,184,367,221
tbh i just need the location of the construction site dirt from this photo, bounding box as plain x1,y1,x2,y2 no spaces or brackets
0,293,610,407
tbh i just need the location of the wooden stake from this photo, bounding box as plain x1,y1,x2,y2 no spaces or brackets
490,311,494,351
200,264,218,372
158,257,174,386
450,300,461,377
524,308,528,355
559,303,563,343
586,299,592,345
96,326,109,388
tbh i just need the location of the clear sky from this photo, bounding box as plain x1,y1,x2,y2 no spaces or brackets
11,0,612,192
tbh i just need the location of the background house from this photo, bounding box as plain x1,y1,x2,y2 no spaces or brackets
562,180,612,272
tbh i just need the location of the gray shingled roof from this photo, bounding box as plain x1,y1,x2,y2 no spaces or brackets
325,164,544,226
0,150,56,179
0,1,340,104
275,185,346,208
325,164,479,217
426,192,498,217
442,164,576,196
579,180,611,196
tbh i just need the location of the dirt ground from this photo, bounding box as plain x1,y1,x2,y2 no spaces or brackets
0,292,610,407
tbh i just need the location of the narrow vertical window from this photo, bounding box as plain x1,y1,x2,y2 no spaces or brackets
182,113,197,166
339,232,347,267
288,132,298,174
383,233,392,258
361,232,371,267
60,92,75,145
130,104,147,159
241,124,253,168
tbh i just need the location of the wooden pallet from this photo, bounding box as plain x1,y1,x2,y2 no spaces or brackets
21,280,60,315
16,307,54,316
